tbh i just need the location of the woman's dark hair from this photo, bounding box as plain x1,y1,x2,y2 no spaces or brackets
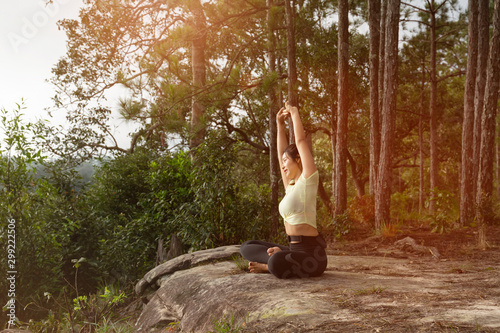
284,143,300,161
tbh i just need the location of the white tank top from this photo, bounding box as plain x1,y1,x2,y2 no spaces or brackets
278,171,319,228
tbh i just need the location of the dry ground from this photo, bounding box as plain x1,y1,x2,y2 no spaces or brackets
312,224,500,332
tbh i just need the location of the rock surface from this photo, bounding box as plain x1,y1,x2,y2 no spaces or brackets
135,245,241,296
135,245,500,332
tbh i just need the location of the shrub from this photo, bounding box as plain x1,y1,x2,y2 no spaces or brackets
83,149,191,282
172,132,271,250
326,213,352,240
425,188,459,233
390,188,421,223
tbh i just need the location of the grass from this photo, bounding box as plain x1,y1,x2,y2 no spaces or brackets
94,316,136,332
208,313,247,333
353,286,387,295
381,222,400,238
446,263,474,274
231,254,249,272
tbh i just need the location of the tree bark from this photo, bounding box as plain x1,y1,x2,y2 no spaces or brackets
473,0,490,201
378,0,388,115
267,0,280,237
331,105,337,210
285,0,298,144
318,179,334,216
497,130,500,199
428,1,438,214
347,149,367,198
335,0,349,216
369,0,381,196
419,57,426,215
188,0,207,151
375,0,400,229
477,0,500,250
460,0,479,226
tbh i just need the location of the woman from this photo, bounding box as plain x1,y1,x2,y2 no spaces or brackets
240,101,327,279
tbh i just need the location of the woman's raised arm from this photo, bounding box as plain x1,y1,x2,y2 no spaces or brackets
277,107,291,188
287,102,317,178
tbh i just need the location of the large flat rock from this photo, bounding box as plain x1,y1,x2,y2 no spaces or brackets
135,245,241,295
134,247,500,332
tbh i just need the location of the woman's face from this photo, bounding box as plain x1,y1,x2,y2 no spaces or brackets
282,153,301,180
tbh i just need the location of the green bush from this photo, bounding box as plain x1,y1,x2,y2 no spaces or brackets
172,132,271,250
326,213,352,240
79,149,162,282
390,188,421,222
92,150,194,281
0,105,83,326
425,188,459,233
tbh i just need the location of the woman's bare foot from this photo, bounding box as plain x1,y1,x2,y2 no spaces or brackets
248,262,269,273
267,246,282,256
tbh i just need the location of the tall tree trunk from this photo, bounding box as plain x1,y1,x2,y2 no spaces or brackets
331,106,337,210
379,0,388,115
375,0,400,229
189,1,207,151
419,57,426,215
473,0,490,201
460,0,479,226
477,0,500,250
267,0,280,237
347,150,366,197
369,0,381,196
285,0,298,144
335,0,349,216
429,2,438,214
497,130,500,199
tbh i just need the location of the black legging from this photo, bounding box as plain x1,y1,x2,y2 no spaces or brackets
240,235,327,279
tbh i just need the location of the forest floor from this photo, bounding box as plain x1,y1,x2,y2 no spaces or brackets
317,223,500,332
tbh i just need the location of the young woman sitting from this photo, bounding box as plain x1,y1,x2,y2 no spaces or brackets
240,101,327,279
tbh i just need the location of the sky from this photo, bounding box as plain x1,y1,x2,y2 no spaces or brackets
0,0,468,151
0,0,133,149
1,1,82,123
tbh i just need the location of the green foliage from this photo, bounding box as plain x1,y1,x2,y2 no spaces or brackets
208,313,248,333
173,131,271,250
86,150,154,219
391,188,422,223
24,284,128,333
0,105,83,326
81,149,178,281
0,104,46,212
326,213,352,240
72,286,126,326
73,137,271,283
425,188,459,234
